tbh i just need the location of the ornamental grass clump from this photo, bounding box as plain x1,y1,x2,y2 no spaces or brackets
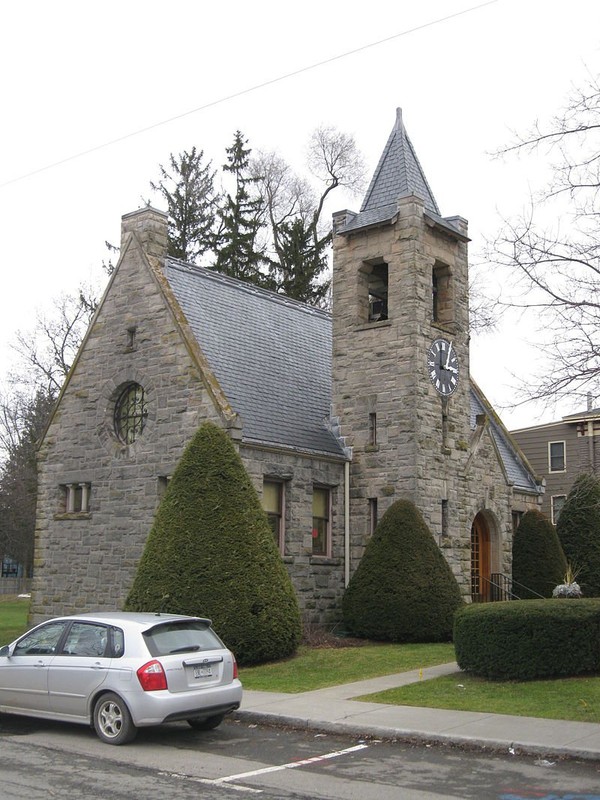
125,421,302,665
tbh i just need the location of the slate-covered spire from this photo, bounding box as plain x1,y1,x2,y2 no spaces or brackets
338,108,441,234
362,107,440,215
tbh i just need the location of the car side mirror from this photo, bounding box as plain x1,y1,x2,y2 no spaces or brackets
0,645,10,657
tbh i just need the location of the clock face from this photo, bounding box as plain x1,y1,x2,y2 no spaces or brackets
427,338,459,396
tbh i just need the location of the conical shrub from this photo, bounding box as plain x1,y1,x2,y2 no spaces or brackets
512,509,567,598
342,499,463,642
557,473,600,597
124,421,302,664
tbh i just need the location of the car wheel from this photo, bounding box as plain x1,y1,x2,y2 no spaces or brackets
93,693,137,745
187,713,225,731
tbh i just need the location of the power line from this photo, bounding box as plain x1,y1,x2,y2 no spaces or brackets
0,1,497,189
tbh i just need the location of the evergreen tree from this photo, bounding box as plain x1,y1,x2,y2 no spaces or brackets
0,390,55,575
342,499,463,642
150,147,218,263
214,132,269,286
268,216,331,305
124,421,302,665
557,472,600,597
511,509,567,598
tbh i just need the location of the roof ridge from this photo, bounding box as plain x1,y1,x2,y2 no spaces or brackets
164,258,331,319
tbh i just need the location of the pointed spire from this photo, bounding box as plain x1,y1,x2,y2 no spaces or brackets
360,107,440,216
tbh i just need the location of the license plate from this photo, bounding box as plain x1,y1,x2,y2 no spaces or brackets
193,666,213,678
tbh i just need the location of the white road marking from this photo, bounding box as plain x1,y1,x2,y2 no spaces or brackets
212,743,369,784
159,742,369,794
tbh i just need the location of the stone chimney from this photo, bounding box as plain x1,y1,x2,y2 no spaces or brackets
120,206,168,259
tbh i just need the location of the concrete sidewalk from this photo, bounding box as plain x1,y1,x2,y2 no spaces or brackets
236,662,600,761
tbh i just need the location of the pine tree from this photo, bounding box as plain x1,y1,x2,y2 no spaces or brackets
511,509,567,598
124,421,302,664
557,472,600,597
269,217,331,305
342,499,463,642
150,147,218,263
214,132,269,286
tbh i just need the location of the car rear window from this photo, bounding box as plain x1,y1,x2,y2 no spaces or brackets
143,620,225,657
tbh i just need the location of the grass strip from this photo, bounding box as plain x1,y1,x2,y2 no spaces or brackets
357,672,600,724
0,596,30,644
240,642,455,692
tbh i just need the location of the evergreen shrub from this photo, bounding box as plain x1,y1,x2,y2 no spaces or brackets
454,599,600,680
557,473,600,597
124,422,302,665
342,499,463,642
512,509,567,598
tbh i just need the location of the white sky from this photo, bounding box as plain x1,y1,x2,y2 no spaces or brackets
1,0,599,430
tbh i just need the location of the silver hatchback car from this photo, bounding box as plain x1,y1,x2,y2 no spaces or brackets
0,611,242,744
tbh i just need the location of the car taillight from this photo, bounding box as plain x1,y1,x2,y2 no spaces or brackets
232,655,238,680
137,660,168,691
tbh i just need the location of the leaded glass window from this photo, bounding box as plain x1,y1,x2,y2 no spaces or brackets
114,383,147,444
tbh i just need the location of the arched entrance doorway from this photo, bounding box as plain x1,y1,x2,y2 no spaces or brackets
471,512,491,602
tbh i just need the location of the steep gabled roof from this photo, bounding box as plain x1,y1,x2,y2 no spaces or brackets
470,382,542,495
163,259,346,458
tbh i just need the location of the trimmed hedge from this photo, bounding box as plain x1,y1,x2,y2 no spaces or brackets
454,599,600,680
342,499,464,642
512,509,567,599
124,422,302,665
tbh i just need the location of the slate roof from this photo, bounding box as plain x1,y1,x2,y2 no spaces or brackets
163,259,539,493
341,108,456,234
470,383,541,494
163,259,346,458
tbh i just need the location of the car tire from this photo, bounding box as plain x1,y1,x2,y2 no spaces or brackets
93,693,137,745
187,713,225,731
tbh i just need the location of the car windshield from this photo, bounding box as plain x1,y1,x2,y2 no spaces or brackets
143,620,224,657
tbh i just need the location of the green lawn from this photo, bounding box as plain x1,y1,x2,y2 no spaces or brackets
358,672,600,724
3,598,600,724
0,596,30,644
240,642,455,693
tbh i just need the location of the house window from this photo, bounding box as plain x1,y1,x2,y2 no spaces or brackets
61,483,91,514
368,413,377,446
432,262,452,325
263,480,284,552
551,495,566,524
312,486,331,556
367,263,388,322
115,383,147,444
548,441,566,472
441,499,449,537
368,498,378,536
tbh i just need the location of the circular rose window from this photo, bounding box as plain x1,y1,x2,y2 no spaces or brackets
114,383,148,444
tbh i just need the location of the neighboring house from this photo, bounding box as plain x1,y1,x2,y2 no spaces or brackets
512,405,600,523
31,108,542,625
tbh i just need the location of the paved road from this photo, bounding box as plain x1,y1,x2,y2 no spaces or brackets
2,714,600,799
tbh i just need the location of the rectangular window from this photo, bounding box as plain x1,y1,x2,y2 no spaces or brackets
312,486,330,556
441,499,449,537
60,483,91,514
263,480,284,552
368,263,388,322
432,262,452,325
551,495,566,525
549,441,566,472
368,498,378,536
368,412,377,446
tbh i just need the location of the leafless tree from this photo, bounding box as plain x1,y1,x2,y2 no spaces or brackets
485,70,600,407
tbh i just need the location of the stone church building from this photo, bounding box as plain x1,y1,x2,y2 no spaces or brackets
30,109,542,625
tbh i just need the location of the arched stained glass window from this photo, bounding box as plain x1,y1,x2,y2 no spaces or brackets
114,383,147,444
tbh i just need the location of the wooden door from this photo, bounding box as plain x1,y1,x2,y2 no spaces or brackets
471,514,491,602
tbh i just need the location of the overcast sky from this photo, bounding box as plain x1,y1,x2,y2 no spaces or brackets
1,0,599,429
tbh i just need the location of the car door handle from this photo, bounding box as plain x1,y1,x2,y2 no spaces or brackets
34,660,45,668
90,662,106,670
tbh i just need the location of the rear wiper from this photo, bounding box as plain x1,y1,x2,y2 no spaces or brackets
169,645,201,654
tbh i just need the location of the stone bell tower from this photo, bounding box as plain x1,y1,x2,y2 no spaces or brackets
332,108,471,568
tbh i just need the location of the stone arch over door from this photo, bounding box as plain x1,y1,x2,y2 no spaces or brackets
470,511,500,602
